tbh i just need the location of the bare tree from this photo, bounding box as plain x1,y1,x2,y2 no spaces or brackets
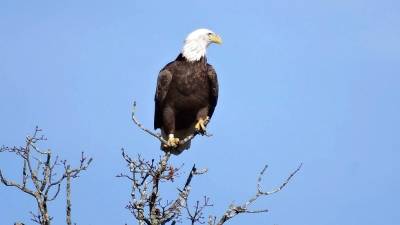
121,102,302,225
1,103,300,225
0,127,92,225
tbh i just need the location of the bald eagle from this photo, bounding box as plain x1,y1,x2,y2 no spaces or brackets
154,28,222,154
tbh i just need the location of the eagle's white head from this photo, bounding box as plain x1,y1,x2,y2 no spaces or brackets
181,28,222,62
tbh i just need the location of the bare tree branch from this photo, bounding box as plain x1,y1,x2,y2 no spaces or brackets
210,163,303,225
185,196,213,225
0,169,36,197
131,101,168,145
66,166,72,225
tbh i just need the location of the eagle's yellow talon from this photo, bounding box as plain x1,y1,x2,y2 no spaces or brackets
195,118,207,134
165,136,180,148
200,123,206,131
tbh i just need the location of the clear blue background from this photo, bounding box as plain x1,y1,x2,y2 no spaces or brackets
1,0,399,224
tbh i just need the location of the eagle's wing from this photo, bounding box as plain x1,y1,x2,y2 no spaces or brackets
207,65,219,118
154,69,173,129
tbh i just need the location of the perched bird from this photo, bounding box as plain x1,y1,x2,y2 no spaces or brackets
154,28,222,154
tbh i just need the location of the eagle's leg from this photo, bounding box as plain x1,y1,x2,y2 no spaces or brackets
195,108,209,135
162,106,180,148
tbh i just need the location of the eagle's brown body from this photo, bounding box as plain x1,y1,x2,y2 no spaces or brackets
154,54,219,153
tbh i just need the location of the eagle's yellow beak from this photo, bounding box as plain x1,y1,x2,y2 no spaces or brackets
209,34,223,44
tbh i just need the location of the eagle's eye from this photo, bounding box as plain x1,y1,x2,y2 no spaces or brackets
207,32,213,36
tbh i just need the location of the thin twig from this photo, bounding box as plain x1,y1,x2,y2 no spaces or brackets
131,101,168,145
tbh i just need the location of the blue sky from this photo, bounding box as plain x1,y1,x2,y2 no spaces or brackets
1,0,399,224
